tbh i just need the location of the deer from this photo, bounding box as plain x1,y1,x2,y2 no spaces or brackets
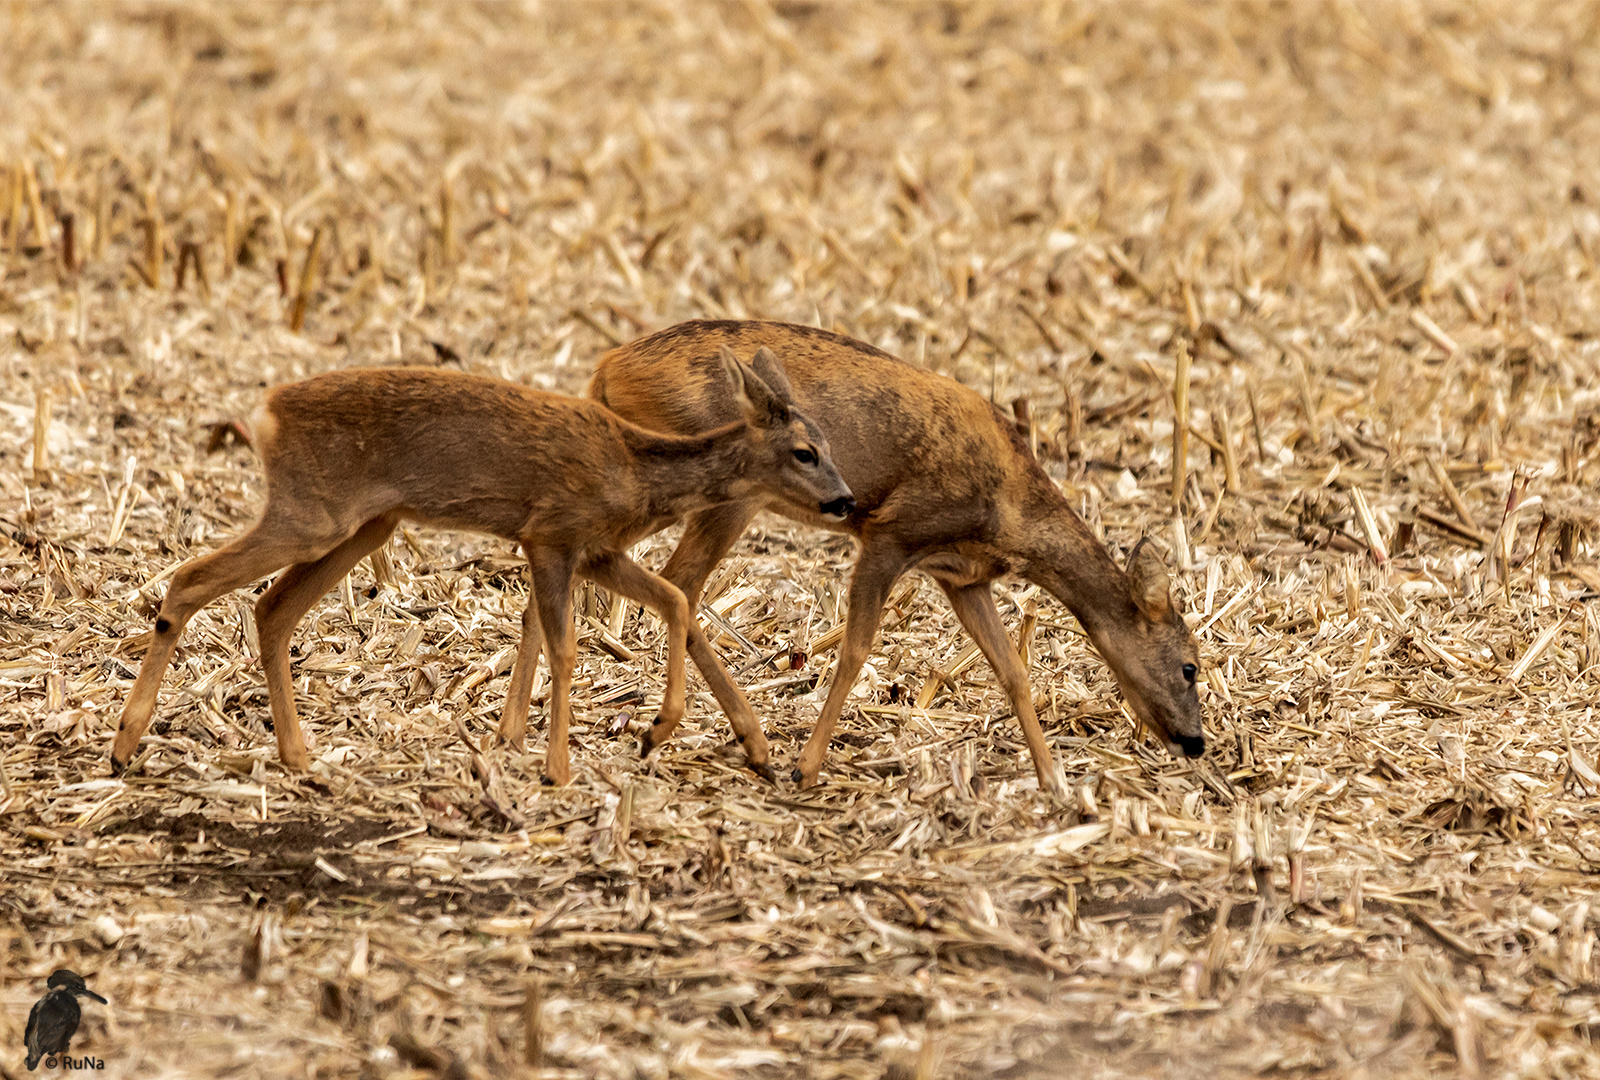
108,347,855,786
589,320,1206,796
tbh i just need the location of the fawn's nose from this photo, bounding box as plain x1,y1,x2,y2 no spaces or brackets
819,496,855,520
1175,733,1206,758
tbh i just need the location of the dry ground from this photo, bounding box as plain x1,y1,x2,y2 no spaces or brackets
4,3,1600,1078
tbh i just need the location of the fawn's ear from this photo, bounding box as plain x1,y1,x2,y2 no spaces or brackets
746,346,798,404
1127,538,1173,622
718,345,747,400
720,345,790,425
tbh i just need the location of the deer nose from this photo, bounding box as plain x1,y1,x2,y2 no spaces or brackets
1175,733,1205,758
819,496,855,520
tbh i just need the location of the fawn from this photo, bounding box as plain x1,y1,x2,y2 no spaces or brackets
109,348,854,785
590,320,1205,794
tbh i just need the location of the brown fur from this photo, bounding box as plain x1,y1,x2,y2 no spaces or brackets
110,354,852,784
591,320,1205,794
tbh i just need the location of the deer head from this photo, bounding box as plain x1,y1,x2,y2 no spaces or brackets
720,345,854,521
1094,538,1205,756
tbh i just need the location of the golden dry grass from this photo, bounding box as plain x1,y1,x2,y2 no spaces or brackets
4,2,1600,1077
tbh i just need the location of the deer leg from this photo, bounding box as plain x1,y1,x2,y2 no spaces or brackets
583,552,694,756
110,522,328,772
658,503,774,777
252,514,398,771
792,542,907,788
660,504,757,607
939,581,1063,799
497,565,545,750
525,548,577,785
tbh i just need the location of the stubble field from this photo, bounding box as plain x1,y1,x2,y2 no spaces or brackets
3,3,1600,1078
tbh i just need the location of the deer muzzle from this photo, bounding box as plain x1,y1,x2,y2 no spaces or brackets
819,495,855,521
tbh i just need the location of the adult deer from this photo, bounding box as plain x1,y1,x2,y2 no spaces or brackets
590,320,1204,793
109,349,853,785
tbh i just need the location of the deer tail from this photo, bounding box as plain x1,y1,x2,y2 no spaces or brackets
204,419,254,455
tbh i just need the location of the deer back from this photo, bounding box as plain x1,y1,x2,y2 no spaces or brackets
590,320,1042,540
257,368,643,545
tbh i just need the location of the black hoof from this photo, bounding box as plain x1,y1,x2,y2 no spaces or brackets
540,774,556,787
750,761,778,785
109,755,127,777
790,767,804,784
639,730,656,758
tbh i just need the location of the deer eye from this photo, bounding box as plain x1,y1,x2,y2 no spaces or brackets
793,447,818,466
1182,663,1197,683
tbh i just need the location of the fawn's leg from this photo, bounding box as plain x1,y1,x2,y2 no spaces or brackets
111,521,329,772
253,515,398,770
793,541,909,788
939,580,1064,799
524,547,577,785
497,559,545,749
583,552,692,756
657,503,773,776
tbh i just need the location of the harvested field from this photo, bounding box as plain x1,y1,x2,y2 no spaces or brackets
5,2,1600,1077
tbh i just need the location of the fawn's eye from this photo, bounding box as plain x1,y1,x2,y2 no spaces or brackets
1182,663,1198,683
793,447,818,466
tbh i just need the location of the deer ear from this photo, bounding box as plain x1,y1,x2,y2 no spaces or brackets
746,347,797,404
719,346,748,400
720,345,788,425
1127,538,1173,621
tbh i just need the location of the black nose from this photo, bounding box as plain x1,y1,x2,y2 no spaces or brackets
1176,734,1205,758
820,496,855,518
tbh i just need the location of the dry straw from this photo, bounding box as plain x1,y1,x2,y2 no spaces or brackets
3,3,1600,1078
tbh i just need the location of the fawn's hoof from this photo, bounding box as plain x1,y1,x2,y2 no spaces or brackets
790,766,822,789
639,729,656,758
109,754,128,777
749,761,778,785
540,774,557,787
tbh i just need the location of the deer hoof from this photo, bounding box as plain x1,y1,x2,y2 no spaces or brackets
639,730,656,758
540,774,556,787
749,761,778,785
109,754,128,777
789,767,804,784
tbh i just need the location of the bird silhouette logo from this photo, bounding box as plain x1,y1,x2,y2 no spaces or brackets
24,969,106,1071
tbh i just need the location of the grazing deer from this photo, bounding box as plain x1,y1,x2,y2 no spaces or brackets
590,320,1205,794
109,348,854,785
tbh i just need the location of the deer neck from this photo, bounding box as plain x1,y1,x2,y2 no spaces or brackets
629,422,754,519
1011,486,1132,637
